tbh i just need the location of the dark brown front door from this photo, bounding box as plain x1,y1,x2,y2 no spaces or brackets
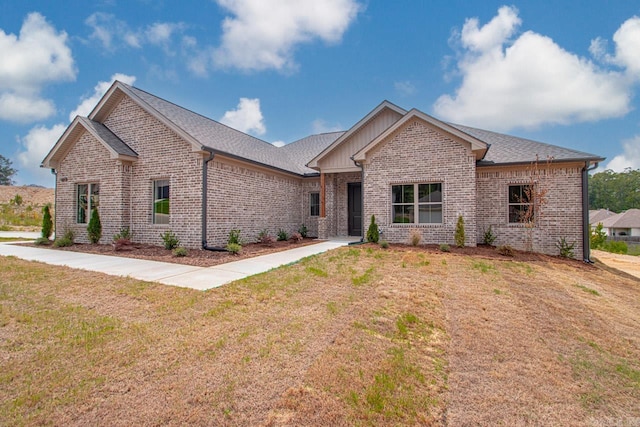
348,182,362,236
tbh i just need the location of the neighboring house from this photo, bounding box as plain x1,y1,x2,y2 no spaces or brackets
589,209,617,228
600,209,640,237
42,81,604,260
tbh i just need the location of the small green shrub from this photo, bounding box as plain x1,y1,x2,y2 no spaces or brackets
556,237,576,258
41,205,53,239
113,227,132,241
277,229,289,241
228,229,242,245
87,208,102,244
173,247,188,257
34,237,50,245
497,245,514,257
454,215,465,248
226,243,242,254
602,240,628,254
482,225,496,246
257,229,275,245
160,230,179,250
409,229,421,246
590,223,607,249
379,240,389,249
298,224,308,238
439,244,450,252
366,215,379,243
10,194,23,206
53,229,74,248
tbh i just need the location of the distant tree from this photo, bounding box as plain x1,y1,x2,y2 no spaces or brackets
0,155,17,186
589,168,640,212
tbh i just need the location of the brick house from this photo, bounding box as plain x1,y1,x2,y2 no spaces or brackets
42,81,603,260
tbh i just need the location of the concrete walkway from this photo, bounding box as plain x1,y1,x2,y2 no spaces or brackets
0,239,351,290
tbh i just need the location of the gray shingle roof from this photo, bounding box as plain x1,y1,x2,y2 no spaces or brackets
124,84,314,175
80,117,137,157
280,131,345,175
449,123,603,165
601,209,640,228
589,209,617,225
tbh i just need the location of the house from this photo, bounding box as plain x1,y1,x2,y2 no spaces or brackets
600,209,640,238
42,81,604,260
589,208,617,228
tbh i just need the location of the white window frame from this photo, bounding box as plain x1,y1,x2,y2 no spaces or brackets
77,183,99,224
153,179,170,225
508,184,533,224
391,183,443,224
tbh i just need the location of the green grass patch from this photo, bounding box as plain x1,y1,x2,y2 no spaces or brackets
576,284,600,296
352,267,375,286
473,261,496,273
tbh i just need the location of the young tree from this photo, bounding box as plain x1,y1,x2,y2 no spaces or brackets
42,205,53,239
454,215,465,247
87,208,102,244
0,155,17,185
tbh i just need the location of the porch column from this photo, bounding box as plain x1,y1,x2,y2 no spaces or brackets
318,172,328,239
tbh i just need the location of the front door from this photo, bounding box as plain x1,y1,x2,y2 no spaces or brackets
348,182,362,236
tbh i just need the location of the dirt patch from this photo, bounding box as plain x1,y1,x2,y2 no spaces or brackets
0,185,53,206
592,249,640,279
27,238,321,267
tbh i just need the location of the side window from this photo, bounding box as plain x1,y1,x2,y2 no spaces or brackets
508,184,533,223
77,183,99,224
310,192,320,217
153,179,170,225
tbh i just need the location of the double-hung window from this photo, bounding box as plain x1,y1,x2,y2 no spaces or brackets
392,183,442,224
310,192,320,217
77,183,99,224
153,179,170,225
508,184,533,223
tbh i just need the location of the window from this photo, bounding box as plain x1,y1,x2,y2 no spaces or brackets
77,183,99,224
508,184,533,223
310,192,320,216
153,179,170,225
392,183,442,224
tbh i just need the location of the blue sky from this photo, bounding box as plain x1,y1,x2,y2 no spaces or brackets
1,0,639,187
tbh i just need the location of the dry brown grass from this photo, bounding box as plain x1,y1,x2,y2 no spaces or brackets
1,246,639,426
0,186,53,206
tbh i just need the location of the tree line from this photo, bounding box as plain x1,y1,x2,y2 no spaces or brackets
0,154,17,186
589,168,640,212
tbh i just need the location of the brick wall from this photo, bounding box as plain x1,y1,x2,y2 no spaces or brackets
362,119,477,246
476,163,585,258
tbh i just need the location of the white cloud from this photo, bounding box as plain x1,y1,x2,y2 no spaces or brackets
394,81,416,96
272,140,286,147
213,0,362,71
0,12,76,123
16,74,136,186
17,124,67,184
605,16,640,77
69,73,136,120
220,98,266,135
312,119,342,134
433,6,633,131
604,135,640,172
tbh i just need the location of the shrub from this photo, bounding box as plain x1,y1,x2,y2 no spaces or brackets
41,205,53,239
379,240,389,249
497,245,514,257
10,194,23,206
590,223,607,249
277,229,289,241
113,227,132,241
290,232,303,243
228,229,242,245
366,215,379,243
454,215,465,248
482,225,496,246
298,224,308,238
160,230,179,250
34,237,50,245
556,237,576,258
173,247,188,257
257,229,275,245
602,240,628,254
226,242,242,254
87,208,102,244
439,244,450,252
53,229,75,248
409,229,421,246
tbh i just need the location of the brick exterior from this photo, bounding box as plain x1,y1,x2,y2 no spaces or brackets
362,119,477,246
51,92,588,259
476,163,585,257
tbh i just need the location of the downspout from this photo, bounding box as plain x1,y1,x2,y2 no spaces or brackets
582,161,599,263
201,148,227,252
352,158,365,244
51,168,57,240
